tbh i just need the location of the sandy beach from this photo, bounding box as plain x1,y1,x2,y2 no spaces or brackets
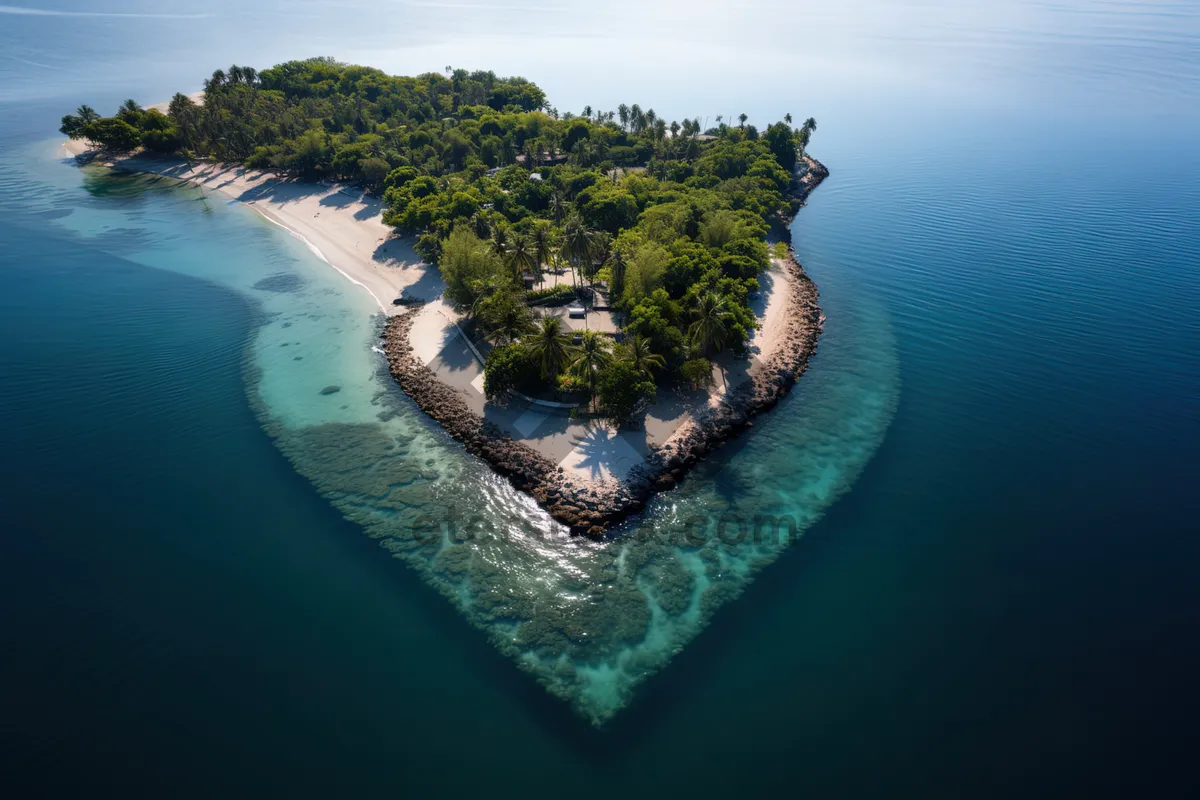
60,139,441,314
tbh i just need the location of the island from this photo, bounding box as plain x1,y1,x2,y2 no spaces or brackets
62,58,828,538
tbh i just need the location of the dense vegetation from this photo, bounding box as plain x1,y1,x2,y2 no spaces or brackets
62,58,817,423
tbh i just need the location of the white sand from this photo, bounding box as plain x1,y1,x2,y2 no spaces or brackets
558,421,643,483
408,297,463,365
753,257,794,362
60,144,441,315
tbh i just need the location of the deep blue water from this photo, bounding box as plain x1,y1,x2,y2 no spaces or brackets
3,2,1200,796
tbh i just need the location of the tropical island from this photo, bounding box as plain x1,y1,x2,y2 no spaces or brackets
61,58,828,536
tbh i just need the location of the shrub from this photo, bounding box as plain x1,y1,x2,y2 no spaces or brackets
680,358,715,390
597,362,656,424
525,284,578,306
483,343,538,403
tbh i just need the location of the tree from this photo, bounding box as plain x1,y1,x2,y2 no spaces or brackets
561,214,594,289
549,189,568,224
526,315,575,379
619,335,665,376
784,113,792,125
489,224,509,258
764,121,798,170
530,223,553,282
608,249,627,300
621,242,669,307
483,343,538,403
617,103,630,131
506,231,535,280
440,224,508,309
480,290,535,344
680,358,715,390
738,113,748,128
568,330,613,409
167,94,199,152
360,157,390,191
60,104,101,139
597,361,656,424
799,118,817,157
82,118,141,152
689,292,735,387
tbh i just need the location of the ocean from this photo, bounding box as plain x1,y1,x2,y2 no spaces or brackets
2,1,1198,796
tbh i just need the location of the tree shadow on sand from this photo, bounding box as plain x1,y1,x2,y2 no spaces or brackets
566,423,642,482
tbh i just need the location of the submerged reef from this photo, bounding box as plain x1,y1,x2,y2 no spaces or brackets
245,278,900,725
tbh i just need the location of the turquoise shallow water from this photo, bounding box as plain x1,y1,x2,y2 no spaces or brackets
3,1,1200,795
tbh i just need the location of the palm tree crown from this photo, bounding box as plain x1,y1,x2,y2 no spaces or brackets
484,299,534,345
689,292,734,358
531,225,553,281
620,335,665,376
569,330,613,406
527,316,575,379
506,232,535,280
561,214,595,285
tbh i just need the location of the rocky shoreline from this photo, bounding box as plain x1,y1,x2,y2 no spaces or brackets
382,156,828,537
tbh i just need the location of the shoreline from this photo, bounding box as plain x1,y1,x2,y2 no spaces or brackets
59,140,441,313
383,156,829,536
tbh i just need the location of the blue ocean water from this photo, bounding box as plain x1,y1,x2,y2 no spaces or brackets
2,1,1199,796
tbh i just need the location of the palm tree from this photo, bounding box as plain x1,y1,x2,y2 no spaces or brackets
620,335,665,376
531,225,553,283
607,249,627,299
527,316,575,379
205,69,226,93
569,330,613,409
582,104,592,120
590,231,613,295
618,103,630,130
784,113,792,125
738,113,748,129
800,117,817,157
549,190,568,224
485,300,535,345
561,214,594,294
506,232,535,281
489,224,509,258
689,292,735,388
76,105,100,125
